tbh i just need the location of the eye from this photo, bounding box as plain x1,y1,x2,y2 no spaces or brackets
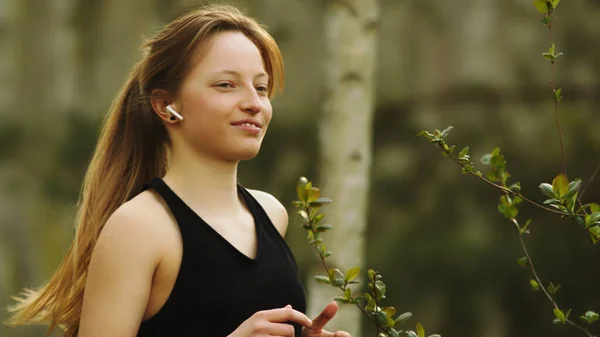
256,85,268,93
215,82,234,89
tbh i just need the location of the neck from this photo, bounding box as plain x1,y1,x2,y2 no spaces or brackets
162,145,243,214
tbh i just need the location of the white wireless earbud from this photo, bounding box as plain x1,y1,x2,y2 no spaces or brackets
166,105,184,121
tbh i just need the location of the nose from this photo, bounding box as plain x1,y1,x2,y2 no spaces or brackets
240,88,262,115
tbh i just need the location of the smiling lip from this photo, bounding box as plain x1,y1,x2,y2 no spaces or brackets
231,119,262,135
231,119,262,128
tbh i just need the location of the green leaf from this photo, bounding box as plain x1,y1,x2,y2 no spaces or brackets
517,256,529,267
323,251,333,258
344,288,352,299
297,177,309,201
374,312,389,327
551,0,561,9
440,126,454,138
416,323,425,337
345,267,361,282
298,210,309,222
315,276,331,284
585,212,600,228
459,146,470,159
375,280,387,299
539,183,556,198
541,16,552,25
534,0,549,13
498,198,518,220
521,219,532,234
543,53,554,60
591,203,600,213
395,312,413,325
382,306,397,318
428,335,442,337
547,282,562,295
406,331,418,337
549,44,555,55
589,227,600,244
368,269,376,281
565,179,582,199
555,88,562,102
448,145,456,155
481,154,492,165
334,296,351,304
417,131,435,140
543,198,560,205
530,279,540,291
332,278,345,287
552,173,570,199
316,224,333,232
307,187,321,203
312,197,333,206
584,311,599,324
487,171,499,182
509,182,522,192
554,308,566,323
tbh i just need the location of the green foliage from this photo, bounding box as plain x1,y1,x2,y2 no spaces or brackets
294,177,441,337
417,3,599,336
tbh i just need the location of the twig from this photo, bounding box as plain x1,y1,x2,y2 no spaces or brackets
306,207,391,334
579,162,600,203
515,219,595,337
436,143,570,217
547,15,567,176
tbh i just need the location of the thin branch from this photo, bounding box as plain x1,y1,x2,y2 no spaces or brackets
437,143,570,216
579,162,600,203
306,206,392,334
547,16,567,176
516,221,557,306
516,219,595,337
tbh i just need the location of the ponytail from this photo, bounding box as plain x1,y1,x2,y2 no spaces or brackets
6,61,168,337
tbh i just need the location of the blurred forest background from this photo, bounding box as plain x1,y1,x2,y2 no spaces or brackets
1,0,600,336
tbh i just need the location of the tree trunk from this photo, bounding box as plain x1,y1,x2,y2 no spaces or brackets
306,1,379,337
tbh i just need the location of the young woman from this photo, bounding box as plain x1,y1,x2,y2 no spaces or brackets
7,5,351,337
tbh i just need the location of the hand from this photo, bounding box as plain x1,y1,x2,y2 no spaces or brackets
302,302,351,337
228,305,313,337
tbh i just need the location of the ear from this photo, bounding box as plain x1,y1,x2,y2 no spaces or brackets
150,89,178,122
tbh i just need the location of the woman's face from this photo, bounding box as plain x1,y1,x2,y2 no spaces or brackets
172,30,273,162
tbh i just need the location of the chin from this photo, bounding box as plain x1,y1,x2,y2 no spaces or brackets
230,147,261,161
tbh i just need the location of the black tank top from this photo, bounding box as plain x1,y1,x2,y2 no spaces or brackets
137,177,307,337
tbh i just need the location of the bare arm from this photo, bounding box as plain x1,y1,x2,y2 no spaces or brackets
78,206,162,337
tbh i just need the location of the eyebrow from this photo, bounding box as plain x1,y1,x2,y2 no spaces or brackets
214,70,269,79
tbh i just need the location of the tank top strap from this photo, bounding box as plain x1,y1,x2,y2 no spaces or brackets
236,184,267,222
142,177,191,228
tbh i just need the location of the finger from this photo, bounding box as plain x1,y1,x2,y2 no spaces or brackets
310,301,338,330
265,322,295,337
333,331,351,337
263,307,313,327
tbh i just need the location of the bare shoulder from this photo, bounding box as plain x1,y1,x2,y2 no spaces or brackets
247,189,289,237
100,190,174,251
80,190,177,335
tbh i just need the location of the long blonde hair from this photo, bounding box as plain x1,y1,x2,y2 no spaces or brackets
6,5,284,337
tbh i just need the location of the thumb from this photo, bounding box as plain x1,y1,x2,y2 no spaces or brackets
285,304,292,308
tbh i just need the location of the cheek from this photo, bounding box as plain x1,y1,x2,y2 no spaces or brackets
263,101,273,124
